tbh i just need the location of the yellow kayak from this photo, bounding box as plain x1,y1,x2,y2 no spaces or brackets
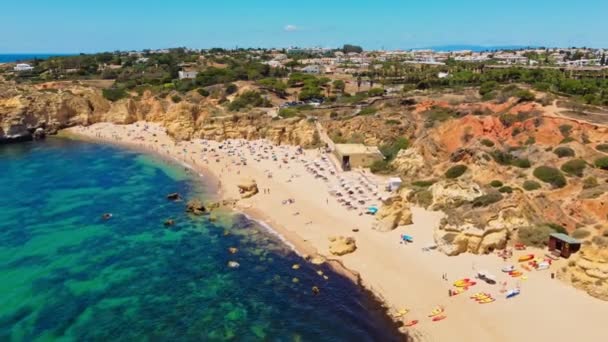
428,307,445,317
392,308,409,318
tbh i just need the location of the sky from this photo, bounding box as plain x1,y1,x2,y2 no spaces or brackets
1,0,607,53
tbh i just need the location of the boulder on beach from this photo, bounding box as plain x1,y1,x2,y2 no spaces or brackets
329,236,357,256
374,193,413,232
167,193,181,201
237,179,259,199
186,199,207,215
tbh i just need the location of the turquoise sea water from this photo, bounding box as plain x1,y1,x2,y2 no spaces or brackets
0,139,402,341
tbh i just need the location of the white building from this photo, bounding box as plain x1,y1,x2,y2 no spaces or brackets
178,70,199,79
14,63,34,72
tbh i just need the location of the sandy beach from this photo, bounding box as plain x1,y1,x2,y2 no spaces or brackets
65,122,607,342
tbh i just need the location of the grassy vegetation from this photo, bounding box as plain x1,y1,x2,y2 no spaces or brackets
553,146,575,158
445,164,468,179
533,166,567,188
523,180,542,191
560,159,587,177
423,106,460,127
571,229,591,240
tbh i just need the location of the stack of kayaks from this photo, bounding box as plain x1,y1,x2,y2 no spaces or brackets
470,292,496,304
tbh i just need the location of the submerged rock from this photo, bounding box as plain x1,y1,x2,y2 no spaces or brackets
167,193,181,201
164,219,175,227
101,213,112,221
186,199,207,215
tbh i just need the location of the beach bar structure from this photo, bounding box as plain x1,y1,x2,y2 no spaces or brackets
333,144,384,171
548,233,581,258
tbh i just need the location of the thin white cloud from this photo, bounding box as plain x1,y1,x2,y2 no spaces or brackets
284,25,298,32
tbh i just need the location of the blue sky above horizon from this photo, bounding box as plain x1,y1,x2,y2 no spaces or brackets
1,0,607,53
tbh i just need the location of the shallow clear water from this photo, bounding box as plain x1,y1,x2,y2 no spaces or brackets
0,139,402,341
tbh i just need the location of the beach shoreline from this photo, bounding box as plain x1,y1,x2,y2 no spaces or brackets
62,122,608,342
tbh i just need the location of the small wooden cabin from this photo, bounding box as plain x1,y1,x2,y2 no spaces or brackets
548,233,581,258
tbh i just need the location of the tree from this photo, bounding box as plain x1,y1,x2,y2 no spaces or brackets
342,44,363,54
356,76,362,92
332,79,345,93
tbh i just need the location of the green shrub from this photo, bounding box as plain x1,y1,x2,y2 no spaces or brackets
197,88,210,97
385,119,401,125
595,157,608,170
596,144,608,153
511,158,531,168
523,180,541,191
498,186,513,193
524,136,536,145
553,146,575,158
278,108,300,118
559,124,573,137
583,176,599,189
571,229,591,239
225,83,238,95
412,180,436,188
518,225,554,247
515,89,535,102
368,88,385,97
546,223,568,235
171,95,182,103
560,159,587,177
370,159,393,174
472,192,503,207
413,190,433,208
379,137,409,161
228,91,271,111
490,180,503,188
479,81,498,96
560,137,575,144
480,138,495,147
445,164,468,179
533,166,567,188
102,87,127,102
358,107,377,116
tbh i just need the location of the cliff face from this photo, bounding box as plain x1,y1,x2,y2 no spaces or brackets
0,82,316,146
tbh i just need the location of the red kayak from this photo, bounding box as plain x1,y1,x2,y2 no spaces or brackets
432,315,447,322
404,320,419,327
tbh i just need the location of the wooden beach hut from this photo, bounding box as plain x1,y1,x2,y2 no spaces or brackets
548,233,581,258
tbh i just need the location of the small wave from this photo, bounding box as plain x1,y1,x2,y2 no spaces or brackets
238,212,301,256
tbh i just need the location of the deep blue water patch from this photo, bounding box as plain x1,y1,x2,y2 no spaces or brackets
0,138,403,341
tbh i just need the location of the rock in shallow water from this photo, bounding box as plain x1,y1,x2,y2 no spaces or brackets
186,199,207,215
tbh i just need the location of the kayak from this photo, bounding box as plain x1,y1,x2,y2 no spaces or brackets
404,320,419,327
393,309,409,318
518,254,534,262
428,307,445,317
478,298,495,304
432,315,447,322
453,278,472,287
